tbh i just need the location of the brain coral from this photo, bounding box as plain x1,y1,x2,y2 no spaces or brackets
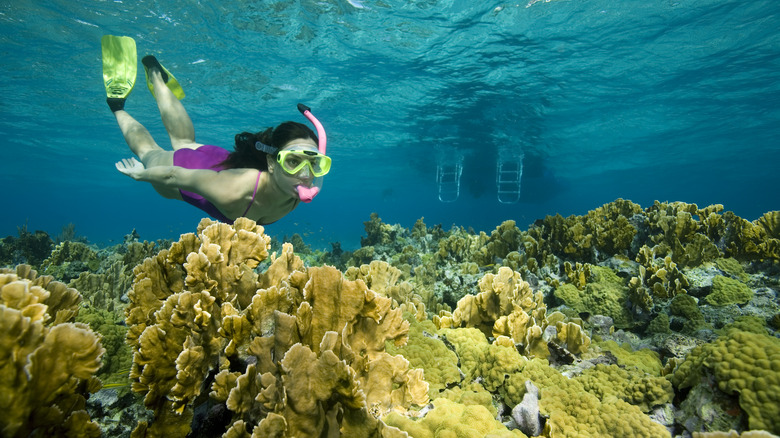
671,330,780,434
575,363,674,412
502,358,671,437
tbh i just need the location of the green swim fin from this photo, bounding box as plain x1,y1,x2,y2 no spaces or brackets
101,35,137,99
142,55,186,100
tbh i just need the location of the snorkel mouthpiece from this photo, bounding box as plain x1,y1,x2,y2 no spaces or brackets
295,103,327,202
296,185,320,203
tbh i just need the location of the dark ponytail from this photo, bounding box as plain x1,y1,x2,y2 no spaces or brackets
220,122,318,170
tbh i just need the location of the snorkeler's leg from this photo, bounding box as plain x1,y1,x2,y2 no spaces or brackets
113,110,167,164
113,110,180,199
143,58,200,150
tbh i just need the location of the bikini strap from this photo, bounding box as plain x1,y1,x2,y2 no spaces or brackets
242,170,261,217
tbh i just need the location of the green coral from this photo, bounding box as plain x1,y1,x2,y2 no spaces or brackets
41,241,100,282
0,229,54,269
705,275,754,306
671,330,780,433
575,363,674,412
387,318,460,396
384,397,527,438
647,313,672,334
715,257,750,283
442,328,527,395
770,313,780,330
502,358,572,407
718,316,769,336
502,358,669,437
441,328,489,378
75,306,132,388
597,340,665,376
553,266,633,328
476,342,527,393
438,382,498,417
540,385,671,438
669,294,709,333
361,212,397,247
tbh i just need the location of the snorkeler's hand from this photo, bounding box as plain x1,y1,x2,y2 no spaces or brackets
115,157,145,180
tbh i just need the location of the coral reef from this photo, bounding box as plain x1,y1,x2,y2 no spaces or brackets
0,228,54,268
124,218,427,437
671,329,780,434
41,240,100,282
3,199,779,437
0,265,105,437
385,398,526,438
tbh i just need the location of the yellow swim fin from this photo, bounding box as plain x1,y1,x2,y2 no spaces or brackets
101,35,137,99
142,55,185,100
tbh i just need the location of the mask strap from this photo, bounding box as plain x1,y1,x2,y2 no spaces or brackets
255,141,278,154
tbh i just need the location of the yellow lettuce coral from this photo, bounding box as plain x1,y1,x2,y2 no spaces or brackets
0,265,104,438
126,219,428,437
345,259,403,297
445,267,590,359
585,199,642,257
721,211,780,261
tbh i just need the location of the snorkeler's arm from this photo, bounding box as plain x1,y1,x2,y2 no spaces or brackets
115,158,245,204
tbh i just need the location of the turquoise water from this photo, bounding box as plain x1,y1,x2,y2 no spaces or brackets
1,0,778,249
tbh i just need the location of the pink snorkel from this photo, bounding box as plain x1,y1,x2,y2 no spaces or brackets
296,103,327,203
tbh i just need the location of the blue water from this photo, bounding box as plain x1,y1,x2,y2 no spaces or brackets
1,0,778,249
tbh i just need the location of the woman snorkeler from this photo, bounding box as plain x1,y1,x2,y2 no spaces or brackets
102,35,330,225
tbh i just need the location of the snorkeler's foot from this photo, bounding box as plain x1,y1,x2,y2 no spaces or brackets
142,55,185,99
107,97,126,112
142,55,169,83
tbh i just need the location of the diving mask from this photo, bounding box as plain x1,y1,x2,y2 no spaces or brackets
277,148,331,177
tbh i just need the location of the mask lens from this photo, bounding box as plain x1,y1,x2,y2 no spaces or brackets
312,155,331,176
278,151,331,177
282,153,305,173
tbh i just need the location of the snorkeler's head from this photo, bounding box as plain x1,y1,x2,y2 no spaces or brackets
259,104,329,202
255,121,319,156
228,121,317,171
231,105,329,202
